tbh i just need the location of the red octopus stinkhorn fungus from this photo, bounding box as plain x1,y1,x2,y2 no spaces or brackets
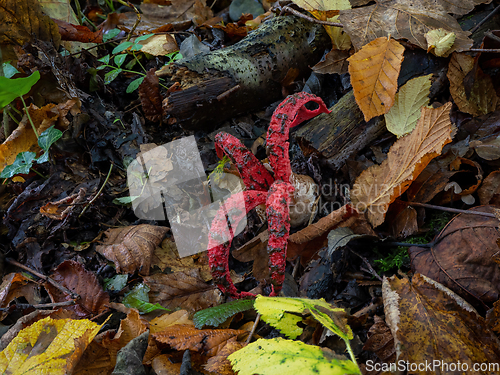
207,92,330,298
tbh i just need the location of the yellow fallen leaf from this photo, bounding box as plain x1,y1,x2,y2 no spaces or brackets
425,28,456,57
348,37,405,122
0,316,102,375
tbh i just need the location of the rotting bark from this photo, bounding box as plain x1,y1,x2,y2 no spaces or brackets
160,15,330,131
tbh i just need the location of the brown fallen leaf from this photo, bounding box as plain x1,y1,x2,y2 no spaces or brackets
139,69,163,122
447,53,498,116
0,0,61,48
45,260,109,318
478,170,500,205
40,188,86,220
96,224,168,276
0,273,40,319
351,103,455,227
312,49,350,75
347,37,404,122
409,205,500,308
383,274,500,369
339,0,473,53
153,324,246,357
144,268,221,314
205,340,245,375
361,315,395,375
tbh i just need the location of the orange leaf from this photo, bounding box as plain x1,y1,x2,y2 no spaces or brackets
351,103,455,226
153,324,246,357
347,37,404,122
96,224,168,275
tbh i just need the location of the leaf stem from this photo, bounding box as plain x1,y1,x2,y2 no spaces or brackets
20,96,38,139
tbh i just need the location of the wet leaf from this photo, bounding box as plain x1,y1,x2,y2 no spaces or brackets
385,74,432,138
447,53,498,116
409,206,500,307
138,69,162,121
0,316,102,375
347,37,404,122
144,268,222,314
193,299,255,329
153,324,246,357
228,338,360,375
111,331,149,375
383,274,500,367
45,260,110,318
351,103,455,226
96,224,168,275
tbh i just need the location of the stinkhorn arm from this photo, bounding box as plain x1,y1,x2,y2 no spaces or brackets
267,92,330,183
214,132,274,191
208,190,267,298
265,180,293,296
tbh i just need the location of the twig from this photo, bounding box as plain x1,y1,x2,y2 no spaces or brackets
348,249,383,282
406,201,497,218
79,163,114,217
5,258,80,299
469,4,500,34
352,299,383,318
381,241,433,248
245,313,261,345
470,48,500,53
0,300,76,312
280,6,343,27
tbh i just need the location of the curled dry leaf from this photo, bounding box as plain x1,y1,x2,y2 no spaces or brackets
153,324,246,357
361,315,395,375
447,53,498,116
139,69,163,122
96,224,168,276
40,188,86,220
347,37,405,122
45,260,109,318
0,273,40,319
409,206,500,307
383,274,500,367
478,170,500,205
351,103,455,227
143,268,222,314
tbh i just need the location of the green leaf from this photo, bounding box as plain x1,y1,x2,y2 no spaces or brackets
114,54,127,68
126,76,145,93
2,62,19,79
104,274,128,292
193,299,254,329
38,125,62,153
385,74,432,138
112,42,134,54
0,152,36,178
228,338,361,375
0,71,40,109
134,33,155,43
113,196,139,205
103,28,121,43
98,55,110,64
254,296,353,341
104,69,122,85
122,283,169,314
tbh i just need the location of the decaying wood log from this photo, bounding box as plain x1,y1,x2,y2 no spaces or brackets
295,91,386,170
161,15,330,131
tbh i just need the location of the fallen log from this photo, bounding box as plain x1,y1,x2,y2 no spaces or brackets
160,15,330,131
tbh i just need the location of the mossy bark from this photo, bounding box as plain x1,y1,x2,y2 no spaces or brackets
163,16,330,130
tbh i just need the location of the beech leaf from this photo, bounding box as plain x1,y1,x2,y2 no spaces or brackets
228,338,361,375
347,37,404,122
0,316,102,375
385,74,432,138
383,274,500,367
351,103,455,227
425,28,456,56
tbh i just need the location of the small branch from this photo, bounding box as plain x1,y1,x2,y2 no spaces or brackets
5,258,80,299
280,6,343,27
348,249,383,282
0,300,76,312
406,201,497,218
79,163,113,217
469,4,500,34
470,48,500,53
245,313,261,345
